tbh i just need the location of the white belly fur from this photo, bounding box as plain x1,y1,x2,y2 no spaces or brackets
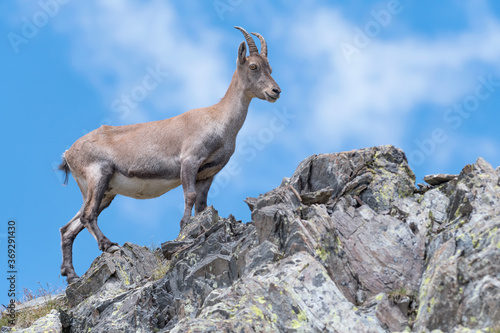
108,173,181,199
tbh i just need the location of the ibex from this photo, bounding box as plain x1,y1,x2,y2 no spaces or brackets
58,27,281,283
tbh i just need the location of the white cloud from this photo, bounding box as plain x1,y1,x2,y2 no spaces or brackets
54,0,232,124
282,4,500,152
427,134,500,173
14,0,499,175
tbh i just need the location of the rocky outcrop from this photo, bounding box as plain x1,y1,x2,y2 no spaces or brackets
8,145,500,332
11,310,62,333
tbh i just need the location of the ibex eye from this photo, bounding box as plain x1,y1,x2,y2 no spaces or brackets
249,64,257,70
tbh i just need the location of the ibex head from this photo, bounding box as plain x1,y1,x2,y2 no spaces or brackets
234,26,281,103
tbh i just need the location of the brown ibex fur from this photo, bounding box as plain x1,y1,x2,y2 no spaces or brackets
58,27,281,283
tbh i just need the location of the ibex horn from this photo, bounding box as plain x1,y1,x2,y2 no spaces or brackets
251,32,267,58
234,26,259,55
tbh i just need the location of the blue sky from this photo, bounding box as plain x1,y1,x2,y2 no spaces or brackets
2,0,500,304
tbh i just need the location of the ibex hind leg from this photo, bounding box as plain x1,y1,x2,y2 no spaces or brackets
83,193,119,253
80,165,119,253
99,194,119,252
60,192,117,284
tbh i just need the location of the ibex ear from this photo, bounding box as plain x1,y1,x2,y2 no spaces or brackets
237,41,246,65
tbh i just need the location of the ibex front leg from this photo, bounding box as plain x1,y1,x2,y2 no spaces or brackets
194,176,214,215
180,159,202,228
60,204,85,283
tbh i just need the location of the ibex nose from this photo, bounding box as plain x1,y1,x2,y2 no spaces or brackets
272,87,281,96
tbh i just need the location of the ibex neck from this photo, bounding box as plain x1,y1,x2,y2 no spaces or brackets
217,71,252,136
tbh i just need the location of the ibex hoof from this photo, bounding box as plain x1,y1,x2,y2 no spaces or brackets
180,217,190,230
106,245,120,253
66,276,80,285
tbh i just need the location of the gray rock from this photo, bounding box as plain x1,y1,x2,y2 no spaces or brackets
414,157,500,332
157,206,257,331
13,309,62,333
66,242,158,307
423,173,457,185
329,205,424,302
16,294,65,312
241,240,280,276
367,293,408,332
299,186,334,205
171,252,388,333
421,188,450,225
65,242,160,332
14,146,500,333
289,145,416,212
